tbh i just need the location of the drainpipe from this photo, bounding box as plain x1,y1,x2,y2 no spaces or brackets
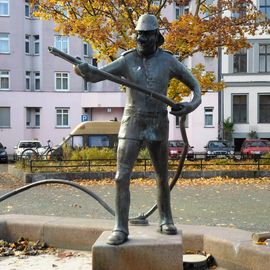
217,0,224,140
218,46,224,140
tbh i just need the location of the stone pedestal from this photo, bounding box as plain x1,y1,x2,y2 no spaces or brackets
92,225,183,270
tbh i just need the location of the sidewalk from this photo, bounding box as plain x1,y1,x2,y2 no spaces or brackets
0,249,92,270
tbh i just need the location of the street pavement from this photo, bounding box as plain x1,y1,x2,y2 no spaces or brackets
0,164,270,233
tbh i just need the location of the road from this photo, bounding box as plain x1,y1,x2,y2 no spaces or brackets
0,164,270,233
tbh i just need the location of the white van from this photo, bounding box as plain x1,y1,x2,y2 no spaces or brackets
63,121,120,149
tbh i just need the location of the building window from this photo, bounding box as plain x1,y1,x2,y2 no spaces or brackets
24,0,30,18
92,58,98,67
32,3,39,14
0,33,9,53
56,108,69,127
83,42,89,56
34,72,40,90
259,44,270,72
0,0,9,16
232,94,247,123
84,80,89,91
233,48,247,73
204,107,214,127
258,94,270,123
260,0,270,20
231,2,246,18
54,35,69,53
26,107,40,127
34,35,39,55
175,2,189,19
25,35,30,54
0,107,10,127
0,70,9,90
55,4,68,17
26,71,31,90
25,0,30,17
55,72,69,91
175,115,189,128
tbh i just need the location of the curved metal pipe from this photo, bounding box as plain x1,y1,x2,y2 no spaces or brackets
130,114,188,221
0,114,188,223
0,114,189,223
0,179,115,217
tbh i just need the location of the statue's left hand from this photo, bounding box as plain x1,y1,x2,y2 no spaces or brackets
170,102,195,116
73,63,91,78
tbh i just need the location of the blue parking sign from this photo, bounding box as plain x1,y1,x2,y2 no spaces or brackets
81,114,89,122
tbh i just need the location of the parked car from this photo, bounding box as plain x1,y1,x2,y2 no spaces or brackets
168,140,195,161
240,139,270,159
204,140,234,160
14,140,42,159
0,142,8,163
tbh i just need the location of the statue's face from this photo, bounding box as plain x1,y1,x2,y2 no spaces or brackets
136,30,158,56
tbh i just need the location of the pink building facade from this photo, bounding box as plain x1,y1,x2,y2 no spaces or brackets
0,1,219,154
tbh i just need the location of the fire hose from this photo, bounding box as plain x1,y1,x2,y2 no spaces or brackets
0,47,191,224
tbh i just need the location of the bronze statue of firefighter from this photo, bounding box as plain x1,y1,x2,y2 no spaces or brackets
14,13,200,246
0,14,201,246
74,14,201,245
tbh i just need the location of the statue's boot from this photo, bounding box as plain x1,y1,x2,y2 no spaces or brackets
158,181,177,235
160,223,177,235
107,230,128,245
107,164,131,245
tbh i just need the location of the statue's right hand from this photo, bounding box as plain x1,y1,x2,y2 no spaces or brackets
73,63,90,78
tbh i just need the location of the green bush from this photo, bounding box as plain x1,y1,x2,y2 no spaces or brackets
260,153,270,165
138,147,150,159
69,147,117,160
62,144,150,160
61,143,73,160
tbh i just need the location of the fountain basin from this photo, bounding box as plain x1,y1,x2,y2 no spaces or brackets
0,215,269,270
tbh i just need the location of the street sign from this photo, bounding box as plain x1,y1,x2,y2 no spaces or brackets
81,114,89,122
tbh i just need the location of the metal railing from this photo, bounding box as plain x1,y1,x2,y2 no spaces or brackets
19,156,270,173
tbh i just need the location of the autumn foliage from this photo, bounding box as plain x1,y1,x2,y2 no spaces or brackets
30,0,270,100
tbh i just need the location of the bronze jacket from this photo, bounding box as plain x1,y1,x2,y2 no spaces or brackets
85,48,198,141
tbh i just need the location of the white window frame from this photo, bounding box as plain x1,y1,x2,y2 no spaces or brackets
26,107,40,127
56,108,69,127
55,4,68,17
260,0,270,20
204,107,214,127
34,108,40,127
259,44,270,73
84,79,89,91
54,35,69,53
233,48,247,73
232,94,248,124
25,71,31,90
0,33,9,53
0,70,9,90
258,94,270,124
25,34,30,54
175,115,189,128
0,0,9,16
83,42,89,57
25,0,30,17
92,58,98,67
33,35,39,55
34,71,40,90
175,2,189,19
55,72,69,91
0,107,10,128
